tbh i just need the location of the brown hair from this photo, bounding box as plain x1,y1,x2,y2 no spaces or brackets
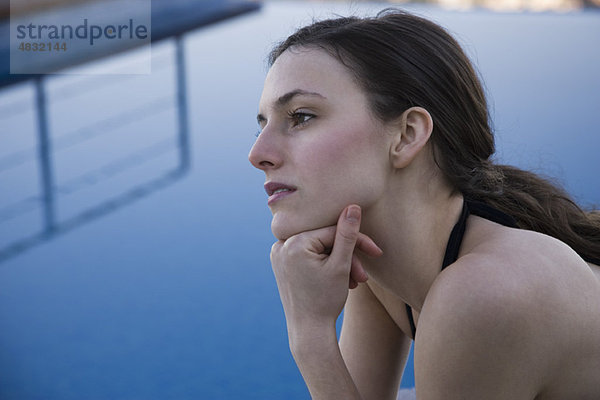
268,10,600,264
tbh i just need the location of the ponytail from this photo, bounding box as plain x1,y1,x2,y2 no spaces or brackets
461,163,600,264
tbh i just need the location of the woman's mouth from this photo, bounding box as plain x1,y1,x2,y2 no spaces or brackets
264,182,297,205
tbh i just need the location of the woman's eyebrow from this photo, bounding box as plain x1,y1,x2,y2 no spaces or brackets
257,89,326,124
276,89,326,107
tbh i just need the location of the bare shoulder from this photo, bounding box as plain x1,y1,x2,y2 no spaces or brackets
438,220,600,315
415,224,600,399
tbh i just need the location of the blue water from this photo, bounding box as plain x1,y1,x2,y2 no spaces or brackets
1,2,599,399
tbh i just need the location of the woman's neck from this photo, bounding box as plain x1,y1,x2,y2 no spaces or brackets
359,178,464,312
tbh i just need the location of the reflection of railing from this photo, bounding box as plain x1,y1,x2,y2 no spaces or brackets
0,38,189,263
0,0,262,263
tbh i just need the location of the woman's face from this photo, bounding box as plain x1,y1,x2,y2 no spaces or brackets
249,47,393,240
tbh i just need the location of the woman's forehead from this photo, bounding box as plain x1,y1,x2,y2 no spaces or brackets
260,47,360,108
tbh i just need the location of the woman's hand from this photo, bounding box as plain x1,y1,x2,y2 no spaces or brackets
270,205,383,334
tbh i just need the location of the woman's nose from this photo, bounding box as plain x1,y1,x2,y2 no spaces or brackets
248,129,282,171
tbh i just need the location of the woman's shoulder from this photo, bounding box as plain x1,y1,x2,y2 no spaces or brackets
415,237,554,397
417,224,600,398
450,216,597,298
426,223,598,327
420,243,547,340
420,220,600,357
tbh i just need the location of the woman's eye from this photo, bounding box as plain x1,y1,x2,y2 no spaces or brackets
288,111,315,127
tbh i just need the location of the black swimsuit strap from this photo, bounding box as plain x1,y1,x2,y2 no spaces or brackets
441,200,470,270
405,199,517,338
465,199,518,229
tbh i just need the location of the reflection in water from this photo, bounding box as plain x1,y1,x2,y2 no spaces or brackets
0,37,190,263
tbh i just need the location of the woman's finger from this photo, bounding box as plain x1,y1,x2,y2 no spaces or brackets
349,276,358,289
308,223,383,258
349,253,368,289
355,232,383,258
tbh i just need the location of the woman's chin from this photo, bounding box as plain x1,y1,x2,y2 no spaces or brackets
270,211,337,241
270,218,299,241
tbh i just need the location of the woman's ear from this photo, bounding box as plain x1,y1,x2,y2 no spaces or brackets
389,107,433,169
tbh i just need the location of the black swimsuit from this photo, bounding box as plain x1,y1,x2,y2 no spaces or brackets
404,198,599,339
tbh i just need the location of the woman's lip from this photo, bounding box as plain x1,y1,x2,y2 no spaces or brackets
264,182,297,205
264,182,297,196
267,189,296,205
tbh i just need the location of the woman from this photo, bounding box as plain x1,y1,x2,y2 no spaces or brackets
248,10,600,400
